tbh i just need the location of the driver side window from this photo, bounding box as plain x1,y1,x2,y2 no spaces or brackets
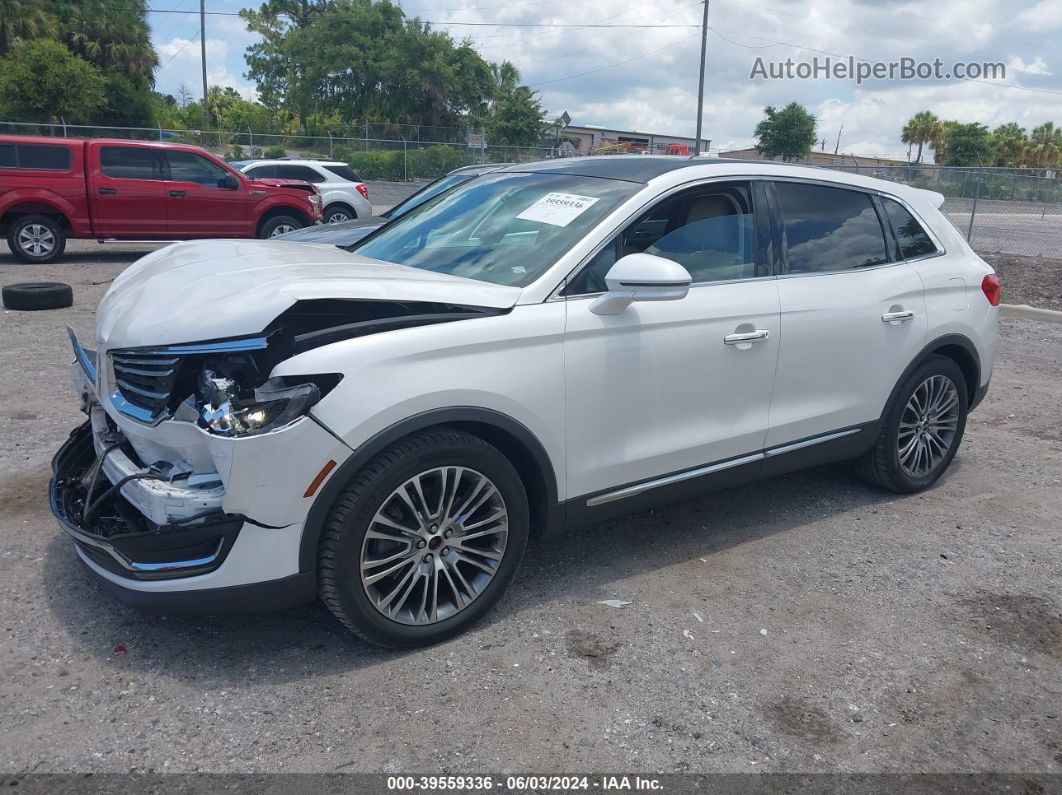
563,181,759,295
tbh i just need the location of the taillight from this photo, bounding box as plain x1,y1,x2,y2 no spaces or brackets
356,184,369,200
981,274,1001,306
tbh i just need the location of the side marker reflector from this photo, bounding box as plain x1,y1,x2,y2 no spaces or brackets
304,459,337,498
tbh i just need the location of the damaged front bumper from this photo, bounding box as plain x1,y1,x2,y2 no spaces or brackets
49,331,349,612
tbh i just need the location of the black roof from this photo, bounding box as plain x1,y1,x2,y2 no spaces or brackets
497,156,731,183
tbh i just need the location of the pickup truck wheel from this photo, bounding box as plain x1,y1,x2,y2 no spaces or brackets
7,215,66,264
260,215,303,238
2,282,73,310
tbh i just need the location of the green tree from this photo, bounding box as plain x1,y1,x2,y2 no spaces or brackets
930,120,958,164
990,122,1026,167
481,61,546,146
754,103,816,161
0,39,105,123
61,0,158,89
1026,121,1062,168
0,0,58,57
940,122,992,166
901,110,938,164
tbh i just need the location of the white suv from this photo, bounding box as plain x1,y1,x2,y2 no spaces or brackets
238,159,372,224
52,157,999,648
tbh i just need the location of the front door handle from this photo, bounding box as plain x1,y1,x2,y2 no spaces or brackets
168,190,186,198
724,329,770,346
98,187,117,195
881,310,914,325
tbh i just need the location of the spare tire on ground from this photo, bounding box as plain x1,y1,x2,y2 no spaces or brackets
2,282,73,311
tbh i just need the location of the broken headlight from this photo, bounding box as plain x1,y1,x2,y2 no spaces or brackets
198,371,321,437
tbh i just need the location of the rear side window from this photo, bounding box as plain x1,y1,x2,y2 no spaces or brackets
322,165,361,183
245,165,275,179
775,182,888,273
101,147,163,180
0,143,71,170
274,164,325,183
881,197,938,259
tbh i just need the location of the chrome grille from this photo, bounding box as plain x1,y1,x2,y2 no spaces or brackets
109,349,182,419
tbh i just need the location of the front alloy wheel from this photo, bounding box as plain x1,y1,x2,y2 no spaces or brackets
318,429,529,648
361,467,509,625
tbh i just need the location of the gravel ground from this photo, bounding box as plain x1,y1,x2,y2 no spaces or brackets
0,244,1060,778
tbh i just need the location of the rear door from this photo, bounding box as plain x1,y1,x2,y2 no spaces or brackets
89,144,168,237
164,150,248,237
765,179,928,448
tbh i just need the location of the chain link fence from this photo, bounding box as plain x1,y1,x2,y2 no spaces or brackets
0,120,556,182
3,121,1059,257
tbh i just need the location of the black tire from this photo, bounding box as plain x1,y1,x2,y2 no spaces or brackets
857,354,968,493
2,281,73,311
324,204,357,223
6,214,66,264
258,215,304,238
318,429,529,649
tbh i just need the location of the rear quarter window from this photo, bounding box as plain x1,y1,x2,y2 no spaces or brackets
881,197,939,259
323,165,362,183
0,143,72,171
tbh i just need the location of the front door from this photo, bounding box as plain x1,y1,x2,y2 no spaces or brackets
563,180,781,501
164,150,248,237
764,180,928,448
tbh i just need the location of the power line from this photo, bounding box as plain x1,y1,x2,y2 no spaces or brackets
530,32,700,86
158,27,200,68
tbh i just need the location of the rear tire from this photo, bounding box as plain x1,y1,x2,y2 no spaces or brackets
318,429,529,648
857,355,968,493
324,204,356,223
7,214,66,263
259,215,303,238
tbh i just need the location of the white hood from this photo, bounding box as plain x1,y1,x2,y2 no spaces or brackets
96,239,522,349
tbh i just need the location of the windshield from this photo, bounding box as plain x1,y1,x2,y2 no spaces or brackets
384,172,475,219
354,172,638,287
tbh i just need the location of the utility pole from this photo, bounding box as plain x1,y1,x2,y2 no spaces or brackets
200,0,209,127
833,122,843,155
694,0,709,155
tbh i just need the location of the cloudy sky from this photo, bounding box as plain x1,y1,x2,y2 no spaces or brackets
150,0,1062,157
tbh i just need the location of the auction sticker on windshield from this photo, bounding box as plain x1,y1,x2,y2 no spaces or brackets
517,192,600,227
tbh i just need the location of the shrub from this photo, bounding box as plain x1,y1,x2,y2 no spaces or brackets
263,144,287,159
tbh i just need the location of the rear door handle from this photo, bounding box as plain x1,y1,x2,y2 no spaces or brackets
97,187,117,195
881,310,914,324
169,190,186,198
724,329,770,346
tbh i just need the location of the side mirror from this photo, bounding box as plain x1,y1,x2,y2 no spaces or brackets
218,173,240,190
589,253,692,315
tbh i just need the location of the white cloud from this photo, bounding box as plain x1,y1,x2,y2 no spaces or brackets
1015,0,1062,32
1007,56,1051,76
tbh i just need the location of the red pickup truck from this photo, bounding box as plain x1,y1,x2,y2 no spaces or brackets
0,136,323,263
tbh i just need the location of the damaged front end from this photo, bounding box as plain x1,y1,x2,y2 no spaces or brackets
52,297,503,587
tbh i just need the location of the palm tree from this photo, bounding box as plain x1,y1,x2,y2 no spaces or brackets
931,119,958,164
0,0,57,57
64,0,158,87
902,110,938,163
990,123,1026,167
1026,122,1062,168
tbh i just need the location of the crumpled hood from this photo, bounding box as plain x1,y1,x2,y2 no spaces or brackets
96,239,522,349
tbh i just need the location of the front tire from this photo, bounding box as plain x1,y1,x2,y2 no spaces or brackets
857,355,968,493
259,215,303,238
7,214,66,263
318,429,529,648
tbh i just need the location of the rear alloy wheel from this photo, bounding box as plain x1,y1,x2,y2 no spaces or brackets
325,206,354,223
857,355,968,493
7,214,66,264
318,429,529,648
